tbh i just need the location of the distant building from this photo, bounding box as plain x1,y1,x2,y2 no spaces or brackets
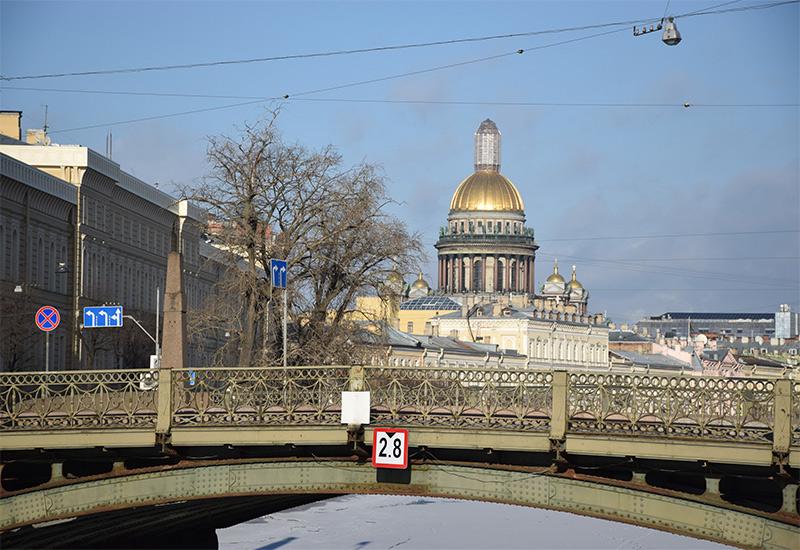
433,302,609,368
637,312,777,340
608,330,654,354
0,111,224,371
775,304,799,339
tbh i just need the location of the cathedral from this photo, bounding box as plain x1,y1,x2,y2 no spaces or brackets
408,118,591,316
371,119,608,364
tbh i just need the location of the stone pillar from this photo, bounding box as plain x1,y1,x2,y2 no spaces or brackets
482,254,487,292
161,251,186,370
504,255,510,292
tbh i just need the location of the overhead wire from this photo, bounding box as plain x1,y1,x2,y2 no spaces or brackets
17,1,799,134
0,15,665,81
45,28,628,135
536,252,798,287
2,0,795,82
3,87,797,109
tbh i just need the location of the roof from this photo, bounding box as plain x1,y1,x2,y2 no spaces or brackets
609,331,651,343
400,296,461,311
610,350,691,370
449,171,524,212
648,312,774,321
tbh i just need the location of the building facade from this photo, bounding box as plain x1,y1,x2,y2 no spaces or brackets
636,312,779,339
433,302,609,368
0,111,224,371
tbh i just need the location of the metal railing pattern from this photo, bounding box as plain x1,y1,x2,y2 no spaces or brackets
0,366,795,452
0,369,157,430
365,366,552,431
568,373,775,443
171,367,350,427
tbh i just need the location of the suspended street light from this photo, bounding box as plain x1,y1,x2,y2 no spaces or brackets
662,17,682,46
633,16,682,47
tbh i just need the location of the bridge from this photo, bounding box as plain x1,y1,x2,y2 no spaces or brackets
1,364,798,549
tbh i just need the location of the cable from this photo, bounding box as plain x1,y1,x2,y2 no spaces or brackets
3,0,795,82
537,229,799,242
537,252,799,287
0,16,663,82
5,87,797,109
46,28,624,135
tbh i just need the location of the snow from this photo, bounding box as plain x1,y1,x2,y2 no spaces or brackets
218,494,732,550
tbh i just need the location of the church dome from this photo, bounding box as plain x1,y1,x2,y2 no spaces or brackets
546,259,566,284
567,265,583,290
410,272,430,291
450,171,524,212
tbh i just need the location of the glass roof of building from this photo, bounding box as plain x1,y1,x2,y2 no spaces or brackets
399,296,461,311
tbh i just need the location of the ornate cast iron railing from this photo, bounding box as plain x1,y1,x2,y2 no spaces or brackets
567,373,775,443
0,369,157,430
171,367,350,427
364,366,552,431
1,367,796,452
793,382,800,446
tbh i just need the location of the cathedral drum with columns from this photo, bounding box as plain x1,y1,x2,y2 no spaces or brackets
435,119,538,295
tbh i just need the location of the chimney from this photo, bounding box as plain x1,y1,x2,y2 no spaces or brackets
0,111,22,141
26,128,51,145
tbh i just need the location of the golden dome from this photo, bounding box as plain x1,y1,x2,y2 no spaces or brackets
546,259,565,283
568,265,584,289
411,272,429,290
450,171,524,212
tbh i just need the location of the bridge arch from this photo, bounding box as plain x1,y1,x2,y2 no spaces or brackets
1,459,797,550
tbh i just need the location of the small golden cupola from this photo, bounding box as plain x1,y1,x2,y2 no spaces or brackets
546,258,565,283
408,271,431,298
567,265,583,290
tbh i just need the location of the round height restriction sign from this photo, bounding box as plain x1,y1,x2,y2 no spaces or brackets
35,306,60,332
372,428,409,469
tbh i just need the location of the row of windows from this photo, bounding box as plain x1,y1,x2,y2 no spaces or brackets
0,223,70,293
450,220,523,235
530,338,607,364
82,197,170,256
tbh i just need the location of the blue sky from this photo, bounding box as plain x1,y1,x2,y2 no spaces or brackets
2,1,798,323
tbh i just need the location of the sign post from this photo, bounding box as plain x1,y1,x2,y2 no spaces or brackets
35,306,60,372
270,259,288,367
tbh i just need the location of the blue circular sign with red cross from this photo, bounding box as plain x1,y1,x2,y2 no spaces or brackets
35,306,60,332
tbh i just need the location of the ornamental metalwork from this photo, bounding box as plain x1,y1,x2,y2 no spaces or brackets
0,369,157,430
793,382,800,446
171,367,350,427
567,373,775,442
364,366,552,431
1,366,795,449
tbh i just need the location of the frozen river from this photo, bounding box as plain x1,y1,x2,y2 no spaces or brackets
218,494,731,550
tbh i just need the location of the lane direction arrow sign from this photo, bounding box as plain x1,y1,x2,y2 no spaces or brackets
84,306,124,328
270,258,287,288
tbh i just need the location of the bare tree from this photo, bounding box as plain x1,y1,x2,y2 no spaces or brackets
183,109,423,366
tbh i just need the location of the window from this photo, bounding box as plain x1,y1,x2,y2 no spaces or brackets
406,322,414,333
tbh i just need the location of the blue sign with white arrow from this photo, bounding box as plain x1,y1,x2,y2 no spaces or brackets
270,258,287,289
83,305,124,328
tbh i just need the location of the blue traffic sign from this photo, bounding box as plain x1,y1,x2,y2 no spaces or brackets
83,306,123,328
270,258,287,289
35,306,60,332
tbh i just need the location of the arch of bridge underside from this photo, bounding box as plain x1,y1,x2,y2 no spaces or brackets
1,459,798,550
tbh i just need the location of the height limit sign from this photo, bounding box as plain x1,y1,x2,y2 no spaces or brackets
372,428,409,469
